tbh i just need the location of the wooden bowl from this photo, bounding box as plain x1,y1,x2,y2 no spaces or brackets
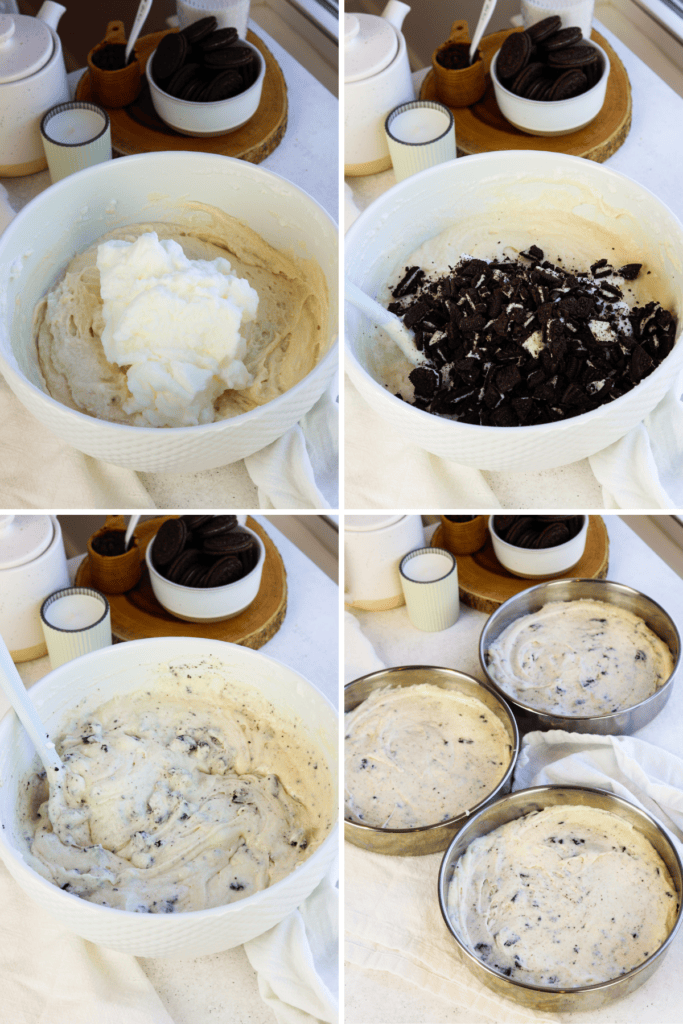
431,20,485,108
87,20,141,109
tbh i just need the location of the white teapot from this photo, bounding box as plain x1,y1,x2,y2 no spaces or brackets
0,1,70,176
344,0,415,177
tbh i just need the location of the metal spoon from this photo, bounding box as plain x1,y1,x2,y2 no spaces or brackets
0,636,64,775
124,514,141,551
125,0,154,64
469,0,497,65
345,279,426,367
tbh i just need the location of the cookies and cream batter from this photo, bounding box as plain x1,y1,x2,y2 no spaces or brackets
344,683,512,829
485,599,674,716
447,804,679,987
22,668,334,913
34,203,329,427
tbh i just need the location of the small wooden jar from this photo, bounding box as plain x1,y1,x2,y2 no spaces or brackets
87,520,141,594
87,20,142,109
432,20,486,108
439,515,489,555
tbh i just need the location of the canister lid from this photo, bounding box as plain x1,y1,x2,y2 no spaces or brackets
344,12,398,83
345,515,405,532
0,13,54,85
0,515,54,569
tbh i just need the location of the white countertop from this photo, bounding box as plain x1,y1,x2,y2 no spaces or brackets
0,517,339,1024
344,515,683,1023
345,22,683,510
0,23,338,511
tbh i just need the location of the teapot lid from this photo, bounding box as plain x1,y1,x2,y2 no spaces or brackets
0,13,54,85
345,12,399,83
0,515,54,569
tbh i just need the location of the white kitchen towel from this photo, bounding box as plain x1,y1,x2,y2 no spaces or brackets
244,867,339,1024
244,386,339,509
589,380,683,509
344,614,553,1024
514,729,683,857
0,184,15,234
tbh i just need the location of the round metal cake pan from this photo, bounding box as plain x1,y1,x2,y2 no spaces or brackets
344,665,519,856
479,578,680,735
438,784,683,1013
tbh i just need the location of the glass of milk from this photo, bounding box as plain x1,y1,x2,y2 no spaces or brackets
385,101,456,183
40,587,112,669
399,547,459,631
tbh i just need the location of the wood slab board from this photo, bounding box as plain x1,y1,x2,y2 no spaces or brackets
433,515,609,614
76,29,287,163
420,29,630,162
75,516,287,648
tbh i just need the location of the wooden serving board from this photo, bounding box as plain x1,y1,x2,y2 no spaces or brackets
433,515,609,614
76,29,287,163
420,29,631,162
75,516,287,648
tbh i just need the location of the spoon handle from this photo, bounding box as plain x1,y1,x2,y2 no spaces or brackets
345,278,426,367
125,0,154,64
124,514,141,551
469,0,498,64
0,638,63,774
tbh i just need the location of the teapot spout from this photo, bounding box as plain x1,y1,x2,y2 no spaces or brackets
36,1,66,31
381,0,410,31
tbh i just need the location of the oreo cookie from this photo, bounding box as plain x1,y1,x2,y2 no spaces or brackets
204,555,243,587
203,44,255,68
203,528,253,554
153,517,188,568
180,16,218,44
543,26,583,50
205,68,243,100
497,31,532,80
547,43,599,68
548,68,587,100
494,516,584,549
166,547,202,583
526,16,561,42
153,32,188,82
200,26,239,50
196,514,237,538
166,62,201,98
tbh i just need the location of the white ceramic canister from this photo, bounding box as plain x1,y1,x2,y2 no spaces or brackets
344,1,415,177
344,514,425,610
0,2,70,176
0,515,70,662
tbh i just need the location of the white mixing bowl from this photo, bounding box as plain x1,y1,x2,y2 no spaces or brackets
0,151,338,473
345,150,683,472
0,636,338,957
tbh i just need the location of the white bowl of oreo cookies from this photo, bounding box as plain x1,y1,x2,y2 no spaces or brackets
145,515,266,621
0,636,338,956
345,149,683,472
490,22,609,136
145,23,265,136
0,151,337,474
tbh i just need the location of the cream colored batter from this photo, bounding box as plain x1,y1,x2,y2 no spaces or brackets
447,804,679,987
485,599,674,716
22,671,334,913
34,203,329,426
344,684,512,829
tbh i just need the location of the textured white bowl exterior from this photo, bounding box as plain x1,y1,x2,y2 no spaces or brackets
0,637,338,957
146,526,265,621
490,44,609,137
489,515,588,577
145,41,265,137
345,150,683,472
0,151,338,472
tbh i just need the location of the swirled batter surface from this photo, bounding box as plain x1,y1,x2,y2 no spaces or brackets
22,668,334,913
485,599,673,716
344,683,512,829
34,203,329,426
447,805,679,987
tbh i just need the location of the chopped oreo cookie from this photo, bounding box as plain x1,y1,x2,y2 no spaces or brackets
496,26,604,102
150,516,260,590
494,515,585,548
389,249,677,428
150,28,260,106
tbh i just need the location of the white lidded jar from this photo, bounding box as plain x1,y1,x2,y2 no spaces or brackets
0,514,70,661
344,1,415,176
0,2,70,176
344,514,425,610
